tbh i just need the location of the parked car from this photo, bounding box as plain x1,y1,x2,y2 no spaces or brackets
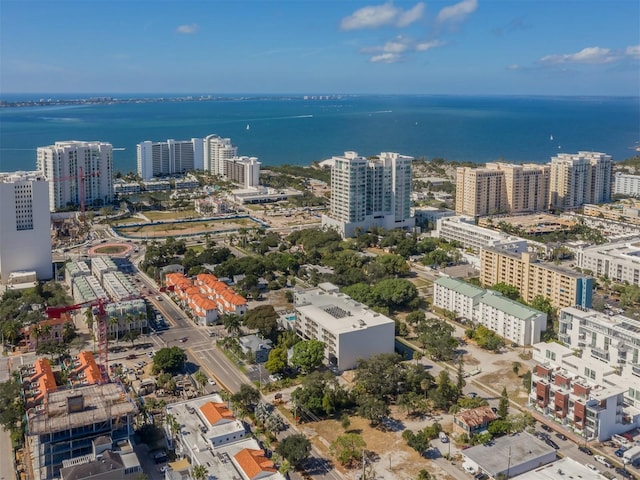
208,378,216,386
545,438,560,450
615,467,633,479
541,424,552,432
594,455,613,468
579,446,593,455
555,433,567,441
585,464,599,473
616,448,627,457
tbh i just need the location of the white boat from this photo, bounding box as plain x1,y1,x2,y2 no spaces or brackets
550,134,553,141
246,124,250,131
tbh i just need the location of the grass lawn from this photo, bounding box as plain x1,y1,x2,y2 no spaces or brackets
93,245,128,255
112,216,143,225
144,209,199,221
188,245,205,254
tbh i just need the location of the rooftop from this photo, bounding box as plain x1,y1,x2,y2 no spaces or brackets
435,276,485,298
479,291,543,319
515,457,607,480
455,406,498,428
463,432,555,477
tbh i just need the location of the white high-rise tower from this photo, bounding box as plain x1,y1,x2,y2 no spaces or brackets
37,141,114,212
204,134,237,176
322,151,414,237
0,171,52,283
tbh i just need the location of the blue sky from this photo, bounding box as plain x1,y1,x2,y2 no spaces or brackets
1,0,639,96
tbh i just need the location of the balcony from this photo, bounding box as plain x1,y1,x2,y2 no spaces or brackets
590,348,609,362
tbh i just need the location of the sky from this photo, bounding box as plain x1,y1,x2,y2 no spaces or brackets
1,0,639,96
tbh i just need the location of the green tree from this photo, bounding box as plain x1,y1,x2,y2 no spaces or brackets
231,384,260,413
357,395,390,427
222,314,242,337
406,311,425,325
512,361,521,376
330,433,366,468
290,339,325,374
0,379,23,433
275,433,312,468
193,371,208,393
265,346,288,374
191,464,207,480
491,282,520,300
243,305,279,339
498,386,509,418
340,413,351,431
152,347,187,373
416,318,458,361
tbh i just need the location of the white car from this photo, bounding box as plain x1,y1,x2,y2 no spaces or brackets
594,455,613,468
208,378,216,386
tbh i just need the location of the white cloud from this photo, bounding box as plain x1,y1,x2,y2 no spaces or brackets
415,39,445,51
507,64,522,70
383,37,410,53
396,3,425,28
340,2,424,30
370,53,402,63
539,46,617,65
437,0,478,24
626,45,640,59
176,23,199,34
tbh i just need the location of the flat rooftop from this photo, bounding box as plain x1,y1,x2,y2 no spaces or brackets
516,457,607,480
463,432,555,476
28,383,136,434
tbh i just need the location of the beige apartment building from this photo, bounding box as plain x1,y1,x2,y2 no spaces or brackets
455,163,549,217
480,247,593,309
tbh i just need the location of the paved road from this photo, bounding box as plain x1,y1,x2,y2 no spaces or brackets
0,428,15,480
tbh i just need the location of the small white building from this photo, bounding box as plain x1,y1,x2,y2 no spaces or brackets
433,275,485,322
614,172,640,196
293,282,395,370
515,457,608,480
576,238,640,287
462,432,556,478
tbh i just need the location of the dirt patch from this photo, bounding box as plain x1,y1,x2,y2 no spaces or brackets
302,415,449,480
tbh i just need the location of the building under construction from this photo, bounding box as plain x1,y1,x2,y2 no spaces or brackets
26,382,136,480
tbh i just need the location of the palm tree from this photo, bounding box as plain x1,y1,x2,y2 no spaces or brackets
193,371,207,394
84,307,94,330
109,316,120,344
31,324,43,350
191,464,207,480
40,324,52,343
222,314,242,338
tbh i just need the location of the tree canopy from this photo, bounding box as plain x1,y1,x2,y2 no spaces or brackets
290,339,325,373
152,347,187,373
275,433,311,468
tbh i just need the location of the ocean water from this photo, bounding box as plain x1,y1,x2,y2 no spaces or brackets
0,94,638,173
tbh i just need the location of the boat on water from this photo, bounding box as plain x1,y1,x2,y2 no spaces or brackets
246,124,250,131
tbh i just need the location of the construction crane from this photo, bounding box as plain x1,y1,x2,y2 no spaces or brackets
51,167,100,221
45,286,173,382
46,298,111,381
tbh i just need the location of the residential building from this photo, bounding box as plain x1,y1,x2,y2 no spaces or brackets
462,432,556,479
20,358,57,409
90,257,117,283
480,247,593,309
238,335,273,363
65,261,91,288
37,141,114,211
194,196,229,215
112,181,141,195
66,351,104,388
576,239,640,286
141,180,170,191
411,206,455,229
434,216,528,254
71,275,108,304
548,151,612,211
101,271,137,301
92,299,147,341
224,156,261,188
322,151,414,238
614,172,640,197
453,406,498,436
0,171,52,283
530,342,640,441
136,138,204,180
582,202,640,226
25,382,136,479
22,315,73,352
229,186,303,204
558,307,640,384
163,395,284,480
292,282,395,370
59,439,142,480
433,276,547,345
455,163,549,217
204,134,237,176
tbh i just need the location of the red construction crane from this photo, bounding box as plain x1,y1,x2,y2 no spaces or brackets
46,298,110,382
51,167,100,220
45,286,173,382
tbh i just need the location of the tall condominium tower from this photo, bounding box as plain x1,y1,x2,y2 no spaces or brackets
548,151,612,210
204,134,237,176
224,156,261,188
0,171,52,283
137,138,204,180
322,151,414,238
37,141,114,212
455,163,549,217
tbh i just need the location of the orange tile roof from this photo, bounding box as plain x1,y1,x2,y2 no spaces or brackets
199,401,235,426
234,449,277,480
75,351,103,385
190,294,217,311
197,273,218,284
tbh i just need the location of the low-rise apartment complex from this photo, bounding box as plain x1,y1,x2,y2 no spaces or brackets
434,216,528,253
614,172,640,196
576,238,640,287
480,248,593,309
530,342,640,441
434,276,547,345
293,282,395,370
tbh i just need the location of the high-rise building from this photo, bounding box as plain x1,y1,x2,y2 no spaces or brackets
455,163,549,217
548,151,612,210
224,156,261,187
137,138,204,180
0,171,52,283
37,141,113,211
204,134,237,176
322,151,414,237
